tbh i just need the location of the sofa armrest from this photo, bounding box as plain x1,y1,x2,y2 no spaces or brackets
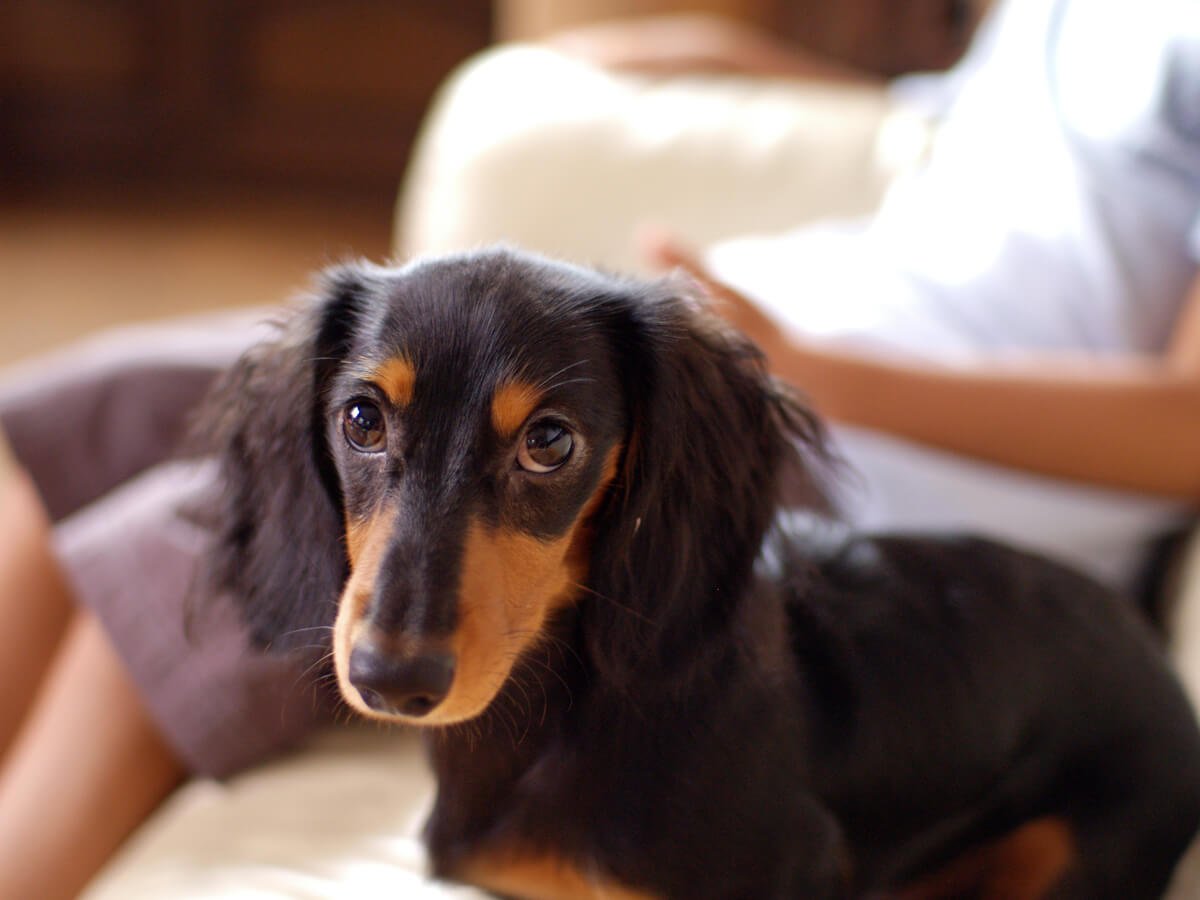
396,45,930,274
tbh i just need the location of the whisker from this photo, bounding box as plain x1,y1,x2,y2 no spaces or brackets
507,659,544,740
571,581,655,626
538,376,597,394
524,652,574,715
534,631,585,670
529,358,589,393
291,649,336,694
278,624,335,640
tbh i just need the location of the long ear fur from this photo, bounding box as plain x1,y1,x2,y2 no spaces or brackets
195,267,369,648
585,280,831,690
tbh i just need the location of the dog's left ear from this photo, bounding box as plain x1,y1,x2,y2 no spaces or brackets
585,278,830,689
195,265,371,648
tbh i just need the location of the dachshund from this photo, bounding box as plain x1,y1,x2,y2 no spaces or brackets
201,247,1200,899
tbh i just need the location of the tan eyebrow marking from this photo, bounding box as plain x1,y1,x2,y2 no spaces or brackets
368,356,416,406
491,380,544,439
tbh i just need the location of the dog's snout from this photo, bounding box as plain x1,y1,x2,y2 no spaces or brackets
348,643,456,719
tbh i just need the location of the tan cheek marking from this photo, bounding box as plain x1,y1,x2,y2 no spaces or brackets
434,521,576,723
370,356,416,407
431,445,623,725
462,851,660,900
564,443,622,574
492,380,544,439
333,506,399,721
344,515,371,567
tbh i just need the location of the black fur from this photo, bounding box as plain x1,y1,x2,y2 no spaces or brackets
581,282,832,692
200,247,1200,898
199,266,368,646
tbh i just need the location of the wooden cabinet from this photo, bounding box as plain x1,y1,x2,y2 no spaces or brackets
2,1,492,197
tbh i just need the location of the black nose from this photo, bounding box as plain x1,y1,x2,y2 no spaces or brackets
347,643,455,718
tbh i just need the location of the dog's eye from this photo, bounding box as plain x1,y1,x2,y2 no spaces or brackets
343,401,386,452
517,420,573,473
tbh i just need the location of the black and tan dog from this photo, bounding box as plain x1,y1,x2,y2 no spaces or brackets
203,247,1200,898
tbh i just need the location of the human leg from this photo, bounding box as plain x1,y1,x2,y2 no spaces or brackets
0,310,270,709
0,609,184,900
0,437,183,897
0,439,73,759
0,310,344,898
0,454,335,897
0,315,260,760
51,459,338,780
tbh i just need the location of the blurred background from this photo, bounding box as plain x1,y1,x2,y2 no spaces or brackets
0,0,975,367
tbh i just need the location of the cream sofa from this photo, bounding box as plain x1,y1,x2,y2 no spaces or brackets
85,46,1200,899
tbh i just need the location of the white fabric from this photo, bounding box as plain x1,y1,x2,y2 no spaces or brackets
711,0,1200,357
707,0,1200,590
84,728,486,900
827,427,1189,590
397,46,928,275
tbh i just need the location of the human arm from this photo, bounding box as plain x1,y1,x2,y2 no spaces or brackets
0,428,74,755
773,345,1200,501
649,238,1200,501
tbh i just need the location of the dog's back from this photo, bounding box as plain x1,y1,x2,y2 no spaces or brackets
780,528,1200,897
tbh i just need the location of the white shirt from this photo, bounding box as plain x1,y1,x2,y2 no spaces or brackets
707,0,1199,589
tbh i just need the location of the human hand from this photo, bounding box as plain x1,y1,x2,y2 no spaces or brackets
639,228,852,418
638,227,789,358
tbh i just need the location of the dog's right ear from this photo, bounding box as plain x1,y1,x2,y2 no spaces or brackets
196,266,370,649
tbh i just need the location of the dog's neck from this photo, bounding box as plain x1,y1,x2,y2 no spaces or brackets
419,591,780,884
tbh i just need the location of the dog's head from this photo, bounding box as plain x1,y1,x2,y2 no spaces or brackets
204,248,827,725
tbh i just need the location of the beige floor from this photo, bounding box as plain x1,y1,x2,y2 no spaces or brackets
0,186,395,367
